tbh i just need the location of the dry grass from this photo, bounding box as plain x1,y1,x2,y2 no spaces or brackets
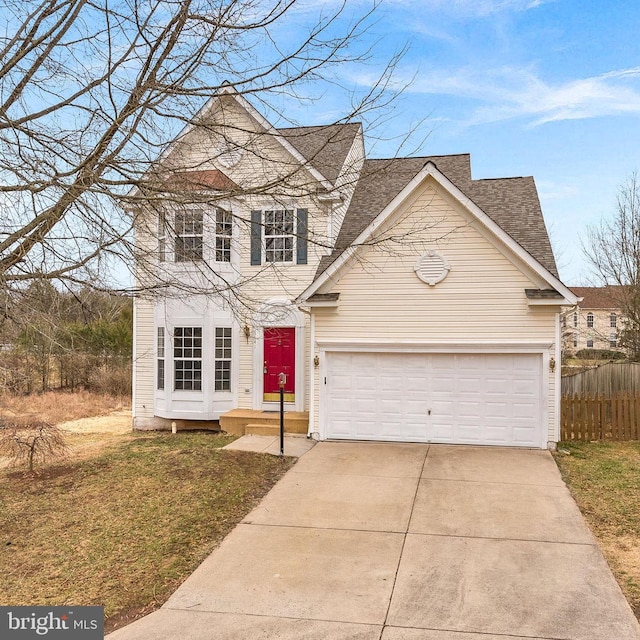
0,432,295,633
555,441,640,619
0,390,130,426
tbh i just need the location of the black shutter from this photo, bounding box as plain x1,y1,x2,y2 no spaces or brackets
250,210,261,265
296,208,308,265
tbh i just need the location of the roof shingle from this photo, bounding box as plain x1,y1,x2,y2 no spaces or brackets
314,155,558,280
277,123,361,185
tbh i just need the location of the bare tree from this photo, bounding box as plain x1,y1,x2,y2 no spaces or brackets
0,0,404,299
0,420,69,473
583,173,640,359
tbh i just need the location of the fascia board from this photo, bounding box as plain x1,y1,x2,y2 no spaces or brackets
298,162,579,305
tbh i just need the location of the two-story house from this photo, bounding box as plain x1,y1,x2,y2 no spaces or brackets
563,286,627,354
132,87,577,449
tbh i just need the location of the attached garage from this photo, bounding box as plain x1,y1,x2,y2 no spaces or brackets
323,351,544,448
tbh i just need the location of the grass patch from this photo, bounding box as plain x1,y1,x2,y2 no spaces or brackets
555,441,640,618
0,432,295,632
0,389,130,425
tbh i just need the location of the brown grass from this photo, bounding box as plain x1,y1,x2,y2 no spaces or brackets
555,441,640,619
0,432,295,633
0,389,130,426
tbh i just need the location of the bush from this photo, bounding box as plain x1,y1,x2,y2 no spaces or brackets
87,363,132,396
574,349,627,361
0,420,69,473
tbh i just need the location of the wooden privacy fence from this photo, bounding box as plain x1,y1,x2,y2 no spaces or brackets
562,363,640,395
561,393,640,441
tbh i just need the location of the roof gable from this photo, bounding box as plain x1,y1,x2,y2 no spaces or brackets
277,123,361,185
314,155,558,282
301,160,575,304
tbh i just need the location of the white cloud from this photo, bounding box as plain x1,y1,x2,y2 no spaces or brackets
412,0,552,18
352,65,640,127
292,0,551,18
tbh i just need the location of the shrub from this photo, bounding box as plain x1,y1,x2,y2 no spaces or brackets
0,420,69,473
87,363,132,396
574,349,627,361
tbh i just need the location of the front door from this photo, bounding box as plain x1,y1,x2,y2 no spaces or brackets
263,327,295,402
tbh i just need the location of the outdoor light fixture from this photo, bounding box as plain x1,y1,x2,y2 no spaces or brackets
243,325,251,342
549,357,556,373
314,355,320,367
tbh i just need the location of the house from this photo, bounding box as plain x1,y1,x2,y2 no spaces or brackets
562,286,627,354
132,87,578,449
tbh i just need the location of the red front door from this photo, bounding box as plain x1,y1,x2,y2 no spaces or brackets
263,327,295,402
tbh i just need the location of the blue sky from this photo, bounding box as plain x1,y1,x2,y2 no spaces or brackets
284,0,640,285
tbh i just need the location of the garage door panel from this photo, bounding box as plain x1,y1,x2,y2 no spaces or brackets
325,352,542,447
485,402,509,420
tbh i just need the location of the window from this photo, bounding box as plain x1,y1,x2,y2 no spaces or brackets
610,333,618,348
587,339,594,348
264,209,294,263
573,313,578,328
158,211,166,262
610,313,617,328
215,208,232,262
587,313,594,328
573,333,578,348
251,208,307,266
214,327,232,391
174,327,202,391
157,327,165,390
175,211,203,262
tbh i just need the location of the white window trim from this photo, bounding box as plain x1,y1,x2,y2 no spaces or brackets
157,327,165,391
173,326,204,392
262,207,296,265
214,327,233,391
158,201,239,267
214,207,233,264
174,210,204,263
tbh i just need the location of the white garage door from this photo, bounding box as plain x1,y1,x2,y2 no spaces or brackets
324,352,542,447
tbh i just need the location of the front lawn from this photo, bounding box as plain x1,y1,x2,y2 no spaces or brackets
555,441,640,618
0,432,294,633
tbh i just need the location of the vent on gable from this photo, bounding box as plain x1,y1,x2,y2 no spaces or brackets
414,250,450,286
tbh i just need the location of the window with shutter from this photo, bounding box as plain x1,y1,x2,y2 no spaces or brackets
250,208,308,265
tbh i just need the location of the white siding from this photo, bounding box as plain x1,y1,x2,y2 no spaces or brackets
133,94,340,418
311,180,558,444
133,298,155,420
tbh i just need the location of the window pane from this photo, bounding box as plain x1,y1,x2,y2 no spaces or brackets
214,327,232,392
175,211,204,262
174,327,203,391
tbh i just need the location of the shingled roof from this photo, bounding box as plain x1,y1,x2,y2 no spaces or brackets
570,286,627,309
314,154,559,280
277,123,361,185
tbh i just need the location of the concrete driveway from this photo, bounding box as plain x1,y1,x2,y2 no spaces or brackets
107,443,640,640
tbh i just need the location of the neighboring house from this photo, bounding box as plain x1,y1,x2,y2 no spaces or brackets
132,87,577,449
563,286,627,354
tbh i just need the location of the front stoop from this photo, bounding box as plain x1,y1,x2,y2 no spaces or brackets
219,409,309,436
